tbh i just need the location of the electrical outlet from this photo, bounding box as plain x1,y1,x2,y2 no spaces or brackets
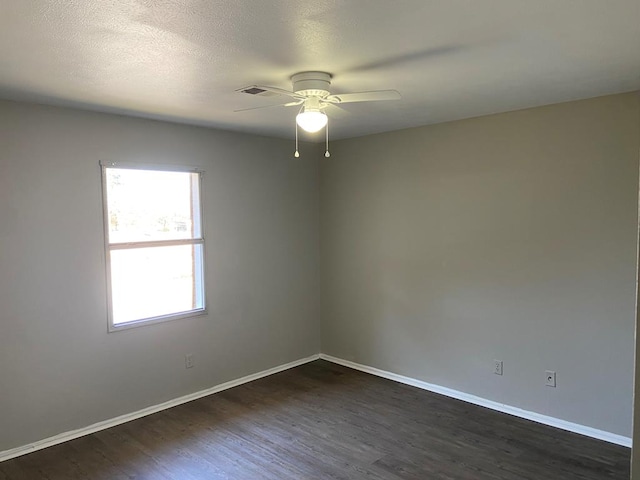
545,370,556,387
494,360,503,376
185,354,195,369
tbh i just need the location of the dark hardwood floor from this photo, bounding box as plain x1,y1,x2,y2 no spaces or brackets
0,360,630,479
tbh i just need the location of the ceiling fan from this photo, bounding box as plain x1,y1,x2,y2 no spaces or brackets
236,71,401,157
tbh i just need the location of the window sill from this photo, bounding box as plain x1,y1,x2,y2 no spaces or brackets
108,308,208,332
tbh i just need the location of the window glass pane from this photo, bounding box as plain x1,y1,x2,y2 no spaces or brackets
110,244,204,325
106,168,201,243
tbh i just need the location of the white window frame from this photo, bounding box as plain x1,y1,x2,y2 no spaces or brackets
100,161,207,332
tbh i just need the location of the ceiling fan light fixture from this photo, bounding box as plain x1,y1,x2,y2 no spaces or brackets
235,71,400,156
296,110,328,133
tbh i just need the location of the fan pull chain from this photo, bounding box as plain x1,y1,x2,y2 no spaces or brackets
325,119,330,157
294,119,300,158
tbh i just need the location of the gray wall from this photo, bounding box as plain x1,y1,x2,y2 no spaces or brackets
1,92,638,454
0,100,320,452
634,288,640,477
634,205,640,476
320,92,640,437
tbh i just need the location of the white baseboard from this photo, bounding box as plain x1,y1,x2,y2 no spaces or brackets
0,354,320,463
1,352,630,463
319,354,632,448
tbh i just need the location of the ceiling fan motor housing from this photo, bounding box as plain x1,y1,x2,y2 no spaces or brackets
291,71,332,97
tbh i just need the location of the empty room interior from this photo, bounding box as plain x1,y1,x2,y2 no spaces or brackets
1,2,640,479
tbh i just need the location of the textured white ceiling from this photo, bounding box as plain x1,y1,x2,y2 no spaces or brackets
1,1,639,140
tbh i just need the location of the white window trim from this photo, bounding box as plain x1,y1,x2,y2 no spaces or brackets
100,161,207,332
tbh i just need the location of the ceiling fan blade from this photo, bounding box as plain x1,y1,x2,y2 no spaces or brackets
234,101,300,113
252,85,306,100
323,103,350,119
326,90,401,104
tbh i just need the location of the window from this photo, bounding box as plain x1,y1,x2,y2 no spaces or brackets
101,162,206,330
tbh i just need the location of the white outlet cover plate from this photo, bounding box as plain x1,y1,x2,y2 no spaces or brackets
494,360,503,376
545,370,556,387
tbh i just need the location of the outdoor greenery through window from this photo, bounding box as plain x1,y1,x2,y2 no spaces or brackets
102,163,205,330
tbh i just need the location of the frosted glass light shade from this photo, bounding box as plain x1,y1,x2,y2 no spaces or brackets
296,111,328,133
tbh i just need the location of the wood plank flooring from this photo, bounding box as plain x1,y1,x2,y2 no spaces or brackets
0,360,631,479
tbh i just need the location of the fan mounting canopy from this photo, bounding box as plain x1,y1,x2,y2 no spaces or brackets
291,71,332,97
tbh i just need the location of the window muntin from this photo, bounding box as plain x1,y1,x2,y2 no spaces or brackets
102,163,205,330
